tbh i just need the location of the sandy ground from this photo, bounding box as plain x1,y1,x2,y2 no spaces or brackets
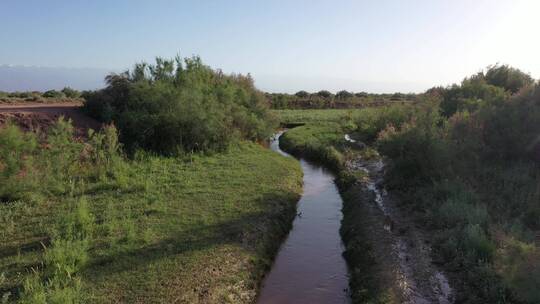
0,102,101,136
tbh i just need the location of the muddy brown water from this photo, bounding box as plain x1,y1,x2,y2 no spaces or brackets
257,132,351,304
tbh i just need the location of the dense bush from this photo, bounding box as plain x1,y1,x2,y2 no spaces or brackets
438,65,532,117
374,69,540,302
484,64,534,94
0,123,38,202
295,90,309,98
336,90,353,99
353,103,417,143
43,90,66,98
316,90,331,98
83,56,275,154
61,87,81,98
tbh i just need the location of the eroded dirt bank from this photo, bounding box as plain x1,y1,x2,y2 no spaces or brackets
0,102,101,135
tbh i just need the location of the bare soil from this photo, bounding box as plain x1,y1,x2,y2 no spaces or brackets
0,102,101,136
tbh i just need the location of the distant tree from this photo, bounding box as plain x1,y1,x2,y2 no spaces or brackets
317,90,332,98
336,90,353,99
43,90,65,98
61,87,81,98
390,93,404,101
484,64,534,93
354,92,368,98
295,90,309,98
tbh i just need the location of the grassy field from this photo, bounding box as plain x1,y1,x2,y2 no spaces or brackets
0,124,302,303
272,109,363,125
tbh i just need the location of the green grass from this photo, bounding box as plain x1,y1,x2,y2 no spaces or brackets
0,141,302,303
279,123,346,171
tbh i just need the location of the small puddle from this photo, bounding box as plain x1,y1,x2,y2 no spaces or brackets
258,131,351,304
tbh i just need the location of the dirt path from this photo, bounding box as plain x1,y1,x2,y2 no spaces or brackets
346,155,454,304
0,102,101,135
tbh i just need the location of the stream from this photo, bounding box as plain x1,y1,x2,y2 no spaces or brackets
257,131,351,304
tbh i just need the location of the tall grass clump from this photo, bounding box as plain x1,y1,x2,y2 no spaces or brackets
83,55,276,154
0,123,38,202
0,119,127,302
19,197,94,304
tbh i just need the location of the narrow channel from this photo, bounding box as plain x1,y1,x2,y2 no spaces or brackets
257,131,351,304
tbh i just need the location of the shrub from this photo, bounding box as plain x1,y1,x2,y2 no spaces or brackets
336,90,353,99
0,123,38,202
83,56,275,154
439,78,508,117
43,90,66,98
484,64,534,94
462,224,495,263
8,91,33,99
437,196,488,229
295,90,309,98
496,238,540,303
316,90,332,98
61,87,81,98
20,197,93,304
354,92,368,98
355,103,415,143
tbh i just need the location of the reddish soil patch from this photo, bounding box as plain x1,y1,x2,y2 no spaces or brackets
0,102,101,136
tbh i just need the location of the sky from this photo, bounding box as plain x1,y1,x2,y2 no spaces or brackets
1,0,539,93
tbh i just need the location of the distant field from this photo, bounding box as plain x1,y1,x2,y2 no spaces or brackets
0,97,82,105
272,109,364,124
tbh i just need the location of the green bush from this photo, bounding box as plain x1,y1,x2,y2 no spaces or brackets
462,224,495,262
295,90,309,98
317,90,332,98
83,56,275,154
20,197,93,304
336,90,353,99
0,123,38,202
371,66,539,302
43,90,66,98
8,91,33,99
354,103,415,142
61,87,81,98
436,195,488,229
484,64,534,94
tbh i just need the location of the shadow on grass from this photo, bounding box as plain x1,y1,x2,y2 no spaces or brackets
1,190,300,301
84,190,298,280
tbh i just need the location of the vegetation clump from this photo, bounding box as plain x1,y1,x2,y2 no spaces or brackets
375,67,540,303
83,56,275,154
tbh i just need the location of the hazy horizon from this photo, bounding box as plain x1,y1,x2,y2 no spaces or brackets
1,0,539,93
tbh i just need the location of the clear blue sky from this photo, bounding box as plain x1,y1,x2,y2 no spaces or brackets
1,0,538,93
